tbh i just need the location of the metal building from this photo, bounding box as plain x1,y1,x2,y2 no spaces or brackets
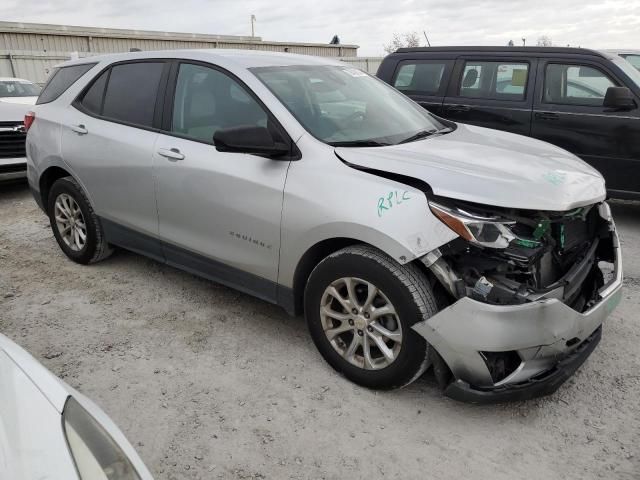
0,21,359,83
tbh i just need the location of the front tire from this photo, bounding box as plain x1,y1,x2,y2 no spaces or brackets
48,176,112,264
304,245,438,389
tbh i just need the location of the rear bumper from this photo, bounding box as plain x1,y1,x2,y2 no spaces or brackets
413,226,623,403
0,157,27,182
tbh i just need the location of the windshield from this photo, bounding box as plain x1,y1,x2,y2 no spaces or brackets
251,65,447,146
612,57,640,89
0,80,41,98
620,54,640,71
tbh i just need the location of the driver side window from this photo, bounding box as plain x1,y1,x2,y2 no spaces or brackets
543,64,616,106
171,63,268,143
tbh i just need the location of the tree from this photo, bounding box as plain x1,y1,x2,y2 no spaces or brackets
537,35,553,47
383,32,421,54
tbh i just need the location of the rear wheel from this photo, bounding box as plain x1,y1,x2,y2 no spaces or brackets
48,176,112,264
304,245,438,389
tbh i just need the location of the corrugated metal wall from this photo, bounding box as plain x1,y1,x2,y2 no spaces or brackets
0,22,359,83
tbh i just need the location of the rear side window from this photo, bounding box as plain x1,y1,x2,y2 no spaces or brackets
79,70,109,115
393,61,447,95
102,62,164,128
543,64,616,106
458,61,529,100
36,63,96,105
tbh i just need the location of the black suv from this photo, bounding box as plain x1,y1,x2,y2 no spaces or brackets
377,47,640,199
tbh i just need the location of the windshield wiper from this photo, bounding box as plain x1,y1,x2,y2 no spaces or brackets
397,129,438,144
329,140,390,147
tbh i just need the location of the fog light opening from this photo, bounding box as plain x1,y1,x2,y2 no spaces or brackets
481,350,522,384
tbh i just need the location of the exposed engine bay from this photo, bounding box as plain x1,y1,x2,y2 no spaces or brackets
424,197,617,313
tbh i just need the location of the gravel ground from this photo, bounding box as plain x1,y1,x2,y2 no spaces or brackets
1,182,639,480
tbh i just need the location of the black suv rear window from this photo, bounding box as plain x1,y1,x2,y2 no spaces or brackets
37,63,96,105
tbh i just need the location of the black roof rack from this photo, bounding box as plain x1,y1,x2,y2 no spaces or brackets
394,46,606,58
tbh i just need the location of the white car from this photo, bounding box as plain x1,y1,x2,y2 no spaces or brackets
0,334,153,480
602,49,640,70
0,77,40,181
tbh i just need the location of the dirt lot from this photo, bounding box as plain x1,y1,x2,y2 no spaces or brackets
1,182,639,480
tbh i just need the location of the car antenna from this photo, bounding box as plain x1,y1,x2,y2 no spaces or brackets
423,30,431,47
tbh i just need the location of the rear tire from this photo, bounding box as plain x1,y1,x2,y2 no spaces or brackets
48,176,112,264
304,245,438,389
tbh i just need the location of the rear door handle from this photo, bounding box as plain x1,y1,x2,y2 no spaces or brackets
157,147,185,161
446,105,471,113
70,124,88,135
535,112,560,120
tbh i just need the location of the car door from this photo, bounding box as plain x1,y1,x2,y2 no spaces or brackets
153,61,291,301
531,59,640,196
61,60,169,259
388,58,454,117
442,57,536,136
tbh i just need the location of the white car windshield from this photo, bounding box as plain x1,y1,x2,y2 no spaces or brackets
0,80,41,98
252,65,448,146
620,54,640,70
612,57,640,89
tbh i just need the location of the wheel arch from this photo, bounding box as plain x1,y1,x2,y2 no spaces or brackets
290,237,363,315
289,233,443,317
39,166,73,212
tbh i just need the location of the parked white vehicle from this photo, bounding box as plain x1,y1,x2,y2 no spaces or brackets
0,77,40,181
0,333,153,480
602,49,640,70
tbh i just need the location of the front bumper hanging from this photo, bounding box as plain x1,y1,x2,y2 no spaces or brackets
412,225,623,403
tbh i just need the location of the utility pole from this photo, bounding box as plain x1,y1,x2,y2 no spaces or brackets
251,14,256,37
522,37,526,46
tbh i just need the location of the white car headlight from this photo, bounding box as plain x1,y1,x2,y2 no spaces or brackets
429,202,517,249
63,397,141,480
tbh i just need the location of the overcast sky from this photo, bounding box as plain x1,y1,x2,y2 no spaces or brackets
2,0,639,55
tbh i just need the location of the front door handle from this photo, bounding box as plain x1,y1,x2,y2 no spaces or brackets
157,148,185,161
446,105,471,113
535,112,560,120
70,124,88,135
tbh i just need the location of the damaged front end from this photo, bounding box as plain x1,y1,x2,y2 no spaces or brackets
414,197,623,403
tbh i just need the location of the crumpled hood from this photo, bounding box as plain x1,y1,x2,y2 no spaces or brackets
336,124,606,211
0,99,34,122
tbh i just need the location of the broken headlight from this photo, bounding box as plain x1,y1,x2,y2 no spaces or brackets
430,202,517,249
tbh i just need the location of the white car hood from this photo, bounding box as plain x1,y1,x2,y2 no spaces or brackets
336,124,606,211
0,349,78,479
0,334,154,480
0,96,37,105
0,99,34,122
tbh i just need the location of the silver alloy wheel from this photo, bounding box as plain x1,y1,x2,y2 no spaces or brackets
320,277,403,370
54,193,87,252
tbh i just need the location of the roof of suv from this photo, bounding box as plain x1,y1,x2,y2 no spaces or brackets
394,46,609,58
57,49,346,70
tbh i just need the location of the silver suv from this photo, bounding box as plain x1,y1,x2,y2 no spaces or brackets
26,50,622,403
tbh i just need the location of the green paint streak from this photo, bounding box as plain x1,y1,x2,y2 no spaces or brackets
514,238,541,249
543,171,567,186
377,190,411,217
606,290,622,314
533,219,550,240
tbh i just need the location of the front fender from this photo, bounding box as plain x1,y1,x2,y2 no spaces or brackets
278,137,457,288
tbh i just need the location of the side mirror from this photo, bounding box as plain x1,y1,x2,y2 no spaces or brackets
603,86,636,110
213,125,291,158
